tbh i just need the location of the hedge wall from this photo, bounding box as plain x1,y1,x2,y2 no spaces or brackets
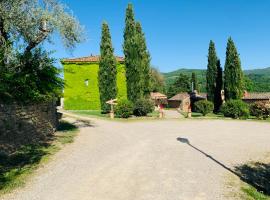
63,63,126,110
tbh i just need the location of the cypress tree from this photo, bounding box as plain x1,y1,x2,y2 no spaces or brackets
98,22,117,113
123,3,142,103
135,22,151,96
214,59,223,112
191,72,198,92
206,40,218,102
224,37,244,100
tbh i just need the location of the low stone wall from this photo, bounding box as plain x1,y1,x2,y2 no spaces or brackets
0,101,58,154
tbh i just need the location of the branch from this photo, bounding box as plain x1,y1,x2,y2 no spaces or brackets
0,16,8,45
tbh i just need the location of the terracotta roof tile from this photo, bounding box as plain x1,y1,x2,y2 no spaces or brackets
150,92,167,99
62,55,124,63
169,93,190,101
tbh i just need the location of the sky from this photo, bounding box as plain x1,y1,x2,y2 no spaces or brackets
46,0,270,72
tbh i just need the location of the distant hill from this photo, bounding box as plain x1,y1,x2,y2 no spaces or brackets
162,67,270,92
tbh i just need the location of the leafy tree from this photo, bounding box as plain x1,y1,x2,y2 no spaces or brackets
135,22,151,96
123,3,142,103
191,72,199,92
167,73,191,98
206,40,218,102
98,22,117,113
149,67,165,93
214,59,223,112
224,37,244,100
0,0,83,102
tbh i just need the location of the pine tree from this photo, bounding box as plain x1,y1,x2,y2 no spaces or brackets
206,40,218,102
135,22,151,96
123,3,143,103
191,72,199,92
224,37,244,100
214,59,223,112
98,22,117,113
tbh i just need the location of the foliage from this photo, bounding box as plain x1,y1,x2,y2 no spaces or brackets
133,98,155,116
249,103,270,120
194,100,214,116
98,22,117,113
149,67,165,93
0,0,84,103
115,99,134,118
191,72,199,92
63,63,126,110
123,4,151,103
206,40,218,102
214,59,223,112
163,67,270,93
167,73,191,98
224,37,244,100
0,48,63,103
135,22,151,96
221,100,250,119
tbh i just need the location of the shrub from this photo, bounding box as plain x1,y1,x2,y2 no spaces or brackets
221,100,250,119
133,98,155,116
194,100,214,116
115,99,133,118
249,103,270,120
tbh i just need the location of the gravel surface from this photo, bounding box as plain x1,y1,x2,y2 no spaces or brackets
2,117,270,200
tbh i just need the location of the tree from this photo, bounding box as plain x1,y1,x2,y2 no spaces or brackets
191,72,199,92
224,37,244,100
214,59,223,112
167,73,191,98
149,67,165,93
0,0,83,102
135,22,151,96
123,3,142,103
206,40,218,102
98,22,117,113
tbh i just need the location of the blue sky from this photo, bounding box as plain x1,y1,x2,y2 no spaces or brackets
47,0,270,72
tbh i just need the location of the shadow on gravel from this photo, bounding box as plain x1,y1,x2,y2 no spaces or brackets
177,137,270,195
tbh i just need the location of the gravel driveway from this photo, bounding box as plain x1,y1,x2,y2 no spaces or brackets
2,118,270,200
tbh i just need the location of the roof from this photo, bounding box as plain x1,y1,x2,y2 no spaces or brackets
169,93,190,101
150,92,167,99
61,55,124,63
242,93,270,100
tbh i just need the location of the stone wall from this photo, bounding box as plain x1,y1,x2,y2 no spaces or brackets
0,101,58,154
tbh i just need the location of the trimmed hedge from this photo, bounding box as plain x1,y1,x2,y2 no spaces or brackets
133,98,155,116
221,100,250,119
115,99,133,118
194,100,214,116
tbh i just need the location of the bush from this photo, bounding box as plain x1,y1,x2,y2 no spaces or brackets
115,99,133,118
249,103,270,120
194,100,214,116
133,98,155,116
221,100,250,119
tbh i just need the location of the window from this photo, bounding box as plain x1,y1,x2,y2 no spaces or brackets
85,79,89,86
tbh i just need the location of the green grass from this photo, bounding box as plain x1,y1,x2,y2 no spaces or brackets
241,186,270,200
0,120,78,195
71,110,108,118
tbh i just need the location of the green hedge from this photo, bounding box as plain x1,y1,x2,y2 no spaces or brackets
63,63,127,110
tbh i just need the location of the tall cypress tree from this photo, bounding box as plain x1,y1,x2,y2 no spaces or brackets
191,72,199,92
98,22,117,113
214,59,223,112
224,37,244,100
206,40,218,102
123,3,142,103
135,22,151,96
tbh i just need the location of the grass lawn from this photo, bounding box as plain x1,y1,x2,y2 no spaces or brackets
69,110,160,120
0,120,78,195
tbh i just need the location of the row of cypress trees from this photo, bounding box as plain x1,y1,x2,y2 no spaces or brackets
206,37,244,112
98,3,151,113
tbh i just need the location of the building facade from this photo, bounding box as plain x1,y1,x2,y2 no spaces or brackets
62,55,127,110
